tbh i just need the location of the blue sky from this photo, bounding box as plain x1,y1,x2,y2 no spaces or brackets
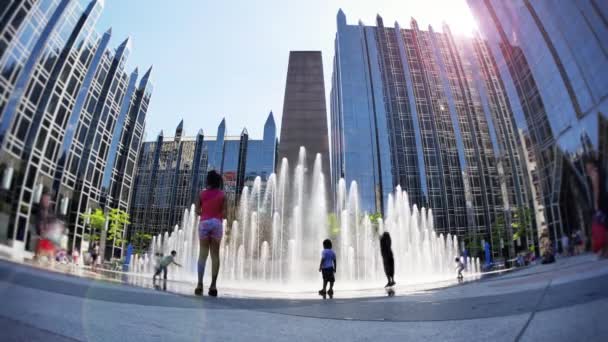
96,0,475,140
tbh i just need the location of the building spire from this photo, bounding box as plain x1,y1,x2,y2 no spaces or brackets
410,17,419,30
265,110,275,125
143,65,153,79
337,9,346,27
175,119,184,142
376,14,384,27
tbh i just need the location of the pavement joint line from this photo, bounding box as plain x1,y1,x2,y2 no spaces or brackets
514,277,554,342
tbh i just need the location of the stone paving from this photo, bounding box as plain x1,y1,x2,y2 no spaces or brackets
0,254,607,341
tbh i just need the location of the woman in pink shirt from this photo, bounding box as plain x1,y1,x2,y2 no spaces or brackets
195,170,225,297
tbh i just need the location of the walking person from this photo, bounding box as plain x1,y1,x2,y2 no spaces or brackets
380,232,396,287
90,243,100,271
540,228,555,264
573,231,583,255
72,249,80,266
561,234,570,257
585,155,608,258
35,190,55,263
318,239,336,299
194,171,225,297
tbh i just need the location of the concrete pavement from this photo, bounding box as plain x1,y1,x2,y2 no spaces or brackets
0,254,607,341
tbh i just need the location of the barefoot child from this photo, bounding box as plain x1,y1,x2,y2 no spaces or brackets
318,239,336,299
380,232,396,287
153,250,182,280
455,257,464,280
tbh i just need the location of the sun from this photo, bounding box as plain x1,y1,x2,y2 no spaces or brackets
428,0,479,36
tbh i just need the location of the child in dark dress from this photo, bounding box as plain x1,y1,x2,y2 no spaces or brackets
380,232,396,287
318,239,336,299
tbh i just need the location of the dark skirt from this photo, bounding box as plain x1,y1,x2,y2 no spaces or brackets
321,268,335,282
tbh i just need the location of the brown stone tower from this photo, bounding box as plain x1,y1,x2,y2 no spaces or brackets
279,51,330,180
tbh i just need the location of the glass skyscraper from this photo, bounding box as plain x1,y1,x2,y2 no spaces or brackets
128,114,277,239
330,10,533,257
468,0,608,247
0,0,152,259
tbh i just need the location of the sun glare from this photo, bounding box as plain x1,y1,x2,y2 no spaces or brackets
412,0,479,36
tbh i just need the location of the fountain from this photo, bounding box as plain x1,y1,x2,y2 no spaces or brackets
129,147,480,292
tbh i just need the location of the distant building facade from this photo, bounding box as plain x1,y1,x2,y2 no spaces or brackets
330,11,533,257
468,0,608,246
0,0,152,259
279,51,330,190
128,114,277,238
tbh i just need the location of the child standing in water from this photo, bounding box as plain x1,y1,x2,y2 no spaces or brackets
153,250,182,280
318,239,336,299
455,257,464,280
380,232,396,287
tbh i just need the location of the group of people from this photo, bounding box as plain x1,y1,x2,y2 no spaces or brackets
150,170,486,298
537,157,607,263
152,154,606,297
559,230,585,257
35,188,103,270
150,170,406,298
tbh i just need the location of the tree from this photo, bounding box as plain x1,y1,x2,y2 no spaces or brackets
511,207,532,244
491,213,510,250
369,212,383,234
107,208,130,246
463,233,482,257
131,231,152,254
327,213,340,239
81,208,105,242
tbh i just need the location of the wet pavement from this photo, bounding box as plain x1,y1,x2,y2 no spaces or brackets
1,254,607,341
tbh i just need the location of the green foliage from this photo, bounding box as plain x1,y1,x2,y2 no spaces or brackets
327,213,340,239
83,233,100,242
491,207,533,252
80,208,130,246
369,212,383,234
511,207,532,241
82,208,106,230
463,234,481,255
81,208,105,242
491,213,510,248
131,231,152,254
368,212,382,225
107,208,130,246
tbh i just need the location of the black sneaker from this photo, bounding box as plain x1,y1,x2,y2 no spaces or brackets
318,289,326,299
389,280,396,286
327,289,334,299
194,286,203,296
384,282,391,288
208,288,218,297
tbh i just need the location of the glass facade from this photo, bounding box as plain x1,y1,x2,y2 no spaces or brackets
0,0,153,260
128,114,277,239
331,11,532,257
468,0,608,248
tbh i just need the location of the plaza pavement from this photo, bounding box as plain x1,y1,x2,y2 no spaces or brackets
0,254,607,341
